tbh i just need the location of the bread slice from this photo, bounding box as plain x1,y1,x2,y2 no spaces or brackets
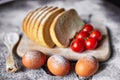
37,8,65,48
22,6,47,37
27,6,48,39
33,7,58,43
50,9,84,48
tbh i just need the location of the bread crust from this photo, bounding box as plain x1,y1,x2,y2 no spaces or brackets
22,11,34,35
37,8,65,47
28,6,51,41
28,6,47,40
33,7,58,43
22,7,46,37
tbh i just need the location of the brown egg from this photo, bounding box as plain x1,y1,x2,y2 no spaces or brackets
75,56,99,77
22,50,46,69
47,55,70,76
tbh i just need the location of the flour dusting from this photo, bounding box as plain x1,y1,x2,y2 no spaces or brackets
83,56,96,62
50,55,67,68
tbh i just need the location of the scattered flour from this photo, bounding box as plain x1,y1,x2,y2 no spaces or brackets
25,50,42,60
82,56,97,63
49,55,68,68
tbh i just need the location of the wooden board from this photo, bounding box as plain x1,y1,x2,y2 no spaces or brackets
17,23,111,62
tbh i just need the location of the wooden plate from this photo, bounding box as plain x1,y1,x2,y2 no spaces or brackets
17,22,111,62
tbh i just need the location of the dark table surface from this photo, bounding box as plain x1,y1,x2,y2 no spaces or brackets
0,0,120,80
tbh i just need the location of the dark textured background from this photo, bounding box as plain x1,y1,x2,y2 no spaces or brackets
0,0,120,80
107,0,120,7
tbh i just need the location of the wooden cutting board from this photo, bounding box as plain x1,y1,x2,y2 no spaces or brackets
17,23,111,62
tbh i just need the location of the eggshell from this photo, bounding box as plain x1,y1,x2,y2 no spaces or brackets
47,55,70,76
75,56,99,77
22,50,46,69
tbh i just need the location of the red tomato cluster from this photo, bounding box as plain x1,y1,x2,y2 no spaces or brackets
71,24,102,53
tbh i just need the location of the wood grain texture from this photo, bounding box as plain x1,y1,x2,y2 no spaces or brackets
17,23,110,62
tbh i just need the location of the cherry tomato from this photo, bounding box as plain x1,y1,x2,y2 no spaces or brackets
90,30,102,41
71,39,85,52
82,24,94,33
85,37,98,50
76,31,89,40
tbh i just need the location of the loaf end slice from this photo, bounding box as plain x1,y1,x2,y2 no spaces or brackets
50,9,84,48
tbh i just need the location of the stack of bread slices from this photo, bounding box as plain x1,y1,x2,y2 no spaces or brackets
22,6,84,48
